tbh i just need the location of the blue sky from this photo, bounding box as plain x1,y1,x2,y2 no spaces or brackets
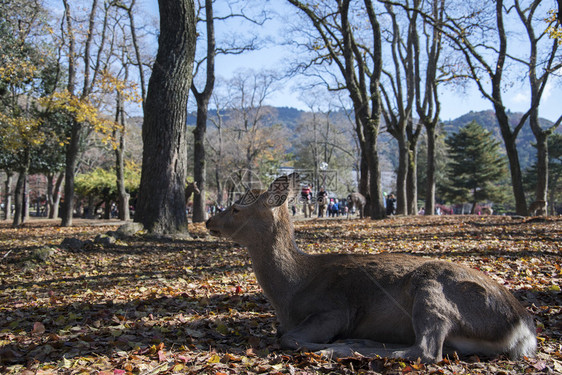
141,0,561,122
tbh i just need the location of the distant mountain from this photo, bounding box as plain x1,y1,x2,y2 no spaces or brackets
185,106,306,130
157,107,557,171
443,110,558,170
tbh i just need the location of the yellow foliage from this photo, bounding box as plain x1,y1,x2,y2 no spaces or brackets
0,58,37,84
99,69,142,104
38,90,123,148
546,11,562,44
0,112,45,150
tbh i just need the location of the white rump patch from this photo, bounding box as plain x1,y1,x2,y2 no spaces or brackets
447,320,536,359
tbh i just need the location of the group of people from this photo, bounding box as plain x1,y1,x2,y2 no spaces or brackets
299,185,350,218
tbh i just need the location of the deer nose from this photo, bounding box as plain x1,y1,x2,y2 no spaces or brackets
205,218,211,229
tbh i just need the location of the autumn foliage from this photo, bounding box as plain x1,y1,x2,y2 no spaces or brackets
0,215,561,374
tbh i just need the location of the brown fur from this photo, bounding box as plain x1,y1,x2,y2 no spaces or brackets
206,175,536,363
528,200,547,216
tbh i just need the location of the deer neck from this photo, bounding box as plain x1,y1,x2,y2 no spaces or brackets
245,210,307,307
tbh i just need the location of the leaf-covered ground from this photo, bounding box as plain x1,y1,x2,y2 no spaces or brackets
0,215,561,374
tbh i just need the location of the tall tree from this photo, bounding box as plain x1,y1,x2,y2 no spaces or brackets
134,0,196,234
191,0,215,223
442,0,561,215
415,0,445,216
190,0,265,223
514,0,562,210
287,0,386,219
444,121,508,213
59,0,109,226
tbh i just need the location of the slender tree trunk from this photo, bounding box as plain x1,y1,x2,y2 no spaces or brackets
3,172,12,220
114,87,130,221
13,168,30,227
395,134,408,215
191,0,215,223
532,122,548,204
134,0,196,234
49,172,64,219
407,142,418,215
13,173,25,227
61,120,82,226
424,124,436,215
192,104,208,222
494,106,527,215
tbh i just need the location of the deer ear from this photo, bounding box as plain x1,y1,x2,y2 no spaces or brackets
263,174,299,208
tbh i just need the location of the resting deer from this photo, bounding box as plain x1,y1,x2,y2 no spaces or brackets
206,174,536,363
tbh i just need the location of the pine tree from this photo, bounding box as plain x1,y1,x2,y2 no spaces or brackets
443,121,508,213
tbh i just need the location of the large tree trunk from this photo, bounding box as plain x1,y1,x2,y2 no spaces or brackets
134,0,196,234
363,116,385,220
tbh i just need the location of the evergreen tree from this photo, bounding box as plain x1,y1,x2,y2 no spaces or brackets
443,121,508,213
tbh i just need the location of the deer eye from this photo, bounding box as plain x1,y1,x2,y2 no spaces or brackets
232,207,240,214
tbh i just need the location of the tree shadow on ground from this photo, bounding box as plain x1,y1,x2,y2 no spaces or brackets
0,293,276,367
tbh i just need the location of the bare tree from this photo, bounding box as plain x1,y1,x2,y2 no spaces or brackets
60,0,110,226
287,0,386,219
514,0,562,209
380,2,416,216
190,0,267,222
416,0,445,216
134,0,196,234
441,0,561,215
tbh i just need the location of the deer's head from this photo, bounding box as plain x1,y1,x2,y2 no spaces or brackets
206,174,298,246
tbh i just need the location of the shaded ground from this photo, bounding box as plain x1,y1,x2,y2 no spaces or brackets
0,215,560,374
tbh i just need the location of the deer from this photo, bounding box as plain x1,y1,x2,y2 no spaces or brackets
185,181,200,204
347,192,366,219
528,200,547,216
205,174,537,363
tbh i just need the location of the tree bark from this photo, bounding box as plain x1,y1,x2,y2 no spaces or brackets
61,119,82,226
3,172,12,220
407,140,418,215
115,91,130,221
191,0,216,223
47,172,64,219
13,172,26,227
134,0,196,234
395,133,408,215
424,124,436,215
192,106,208,222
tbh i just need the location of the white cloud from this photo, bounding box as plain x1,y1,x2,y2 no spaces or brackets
511,91,529,105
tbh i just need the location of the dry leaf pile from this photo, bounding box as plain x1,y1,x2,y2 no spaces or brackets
0,215,560,374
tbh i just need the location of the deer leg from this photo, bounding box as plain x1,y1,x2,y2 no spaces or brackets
390,285,454,362
279,311,349,353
